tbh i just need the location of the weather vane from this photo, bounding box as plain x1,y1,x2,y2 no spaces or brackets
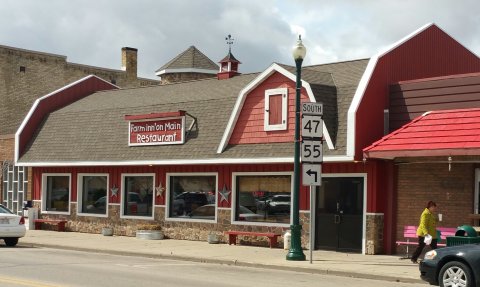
225,34,234,52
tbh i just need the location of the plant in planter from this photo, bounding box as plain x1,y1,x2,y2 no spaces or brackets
136,224,164,240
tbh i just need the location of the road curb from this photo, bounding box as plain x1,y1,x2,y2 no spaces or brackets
19,242,423,284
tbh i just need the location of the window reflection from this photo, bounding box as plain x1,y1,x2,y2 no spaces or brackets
235,175,291,223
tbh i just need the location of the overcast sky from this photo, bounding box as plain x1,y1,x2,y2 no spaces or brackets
2,0,479,79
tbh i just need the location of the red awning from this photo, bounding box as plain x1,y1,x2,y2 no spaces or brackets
364,108,480,159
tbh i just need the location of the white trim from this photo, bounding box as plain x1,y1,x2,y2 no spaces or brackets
120,173,155,220
108,203,121,206
475,169,479,214
155,68,218,76
264,88,288,131
165,172,218,223
217,63,334,154
15,75,118,164
318,173,368,255
76,173,109,218
346,23,439,158
41,173,71,215
231,171,293,227
16,155,356,167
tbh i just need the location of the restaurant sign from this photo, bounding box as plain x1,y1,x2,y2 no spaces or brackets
125,111,185,146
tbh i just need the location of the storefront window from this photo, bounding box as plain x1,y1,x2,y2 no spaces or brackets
122,175,154,217
78,175,108,215
235,174,291,224
169,175,216,220
44,175,70,213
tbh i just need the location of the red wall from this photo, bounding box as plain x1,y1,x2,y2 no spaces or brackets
32,161,384,212
355,25,480,161
33,164,296,208
19,77,117,158
229,72,310,144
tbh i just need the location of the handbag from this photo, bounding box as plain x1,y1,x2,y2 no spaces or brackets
424,234,432,245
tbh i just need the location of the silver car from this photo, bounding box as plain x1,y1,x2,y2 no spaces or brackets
0,204,26,247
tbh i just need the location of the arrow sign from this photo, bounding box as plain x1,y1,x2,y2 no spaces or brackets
306,169,318,182
302,164,322,186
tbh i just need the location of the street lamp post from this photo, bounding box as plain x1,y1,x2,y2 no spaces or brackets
286,35,307,261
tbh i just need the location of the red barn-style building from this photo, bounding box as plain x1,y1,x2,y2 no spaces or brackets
16,24,480,254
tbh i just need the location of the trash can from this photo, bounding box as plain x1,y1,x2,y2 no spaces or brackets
446,225,480,247
455,225,477,237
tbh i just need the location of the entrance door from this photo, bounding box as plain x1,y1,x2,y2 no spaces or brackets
315,177,364,252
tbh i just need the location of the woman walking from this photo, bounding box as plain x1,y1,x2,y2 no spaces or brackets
411,201,438,264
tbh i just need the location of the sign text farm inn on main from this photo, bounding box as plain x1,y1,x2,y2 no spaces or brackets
125,112,185,146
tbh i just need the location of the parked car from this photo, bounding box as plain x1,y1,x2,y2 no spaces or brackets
172,192,208,216
420,244,480,287
266,195,291,214
182,204,263,221
0,204,26,247
237,206,263,222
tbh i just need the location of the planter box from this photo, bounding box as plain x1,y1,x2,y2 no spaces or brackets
136,230,164,240
102,227,114,236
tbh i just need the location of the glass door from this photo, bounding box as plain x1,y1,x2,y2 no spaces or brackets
315,177,364,252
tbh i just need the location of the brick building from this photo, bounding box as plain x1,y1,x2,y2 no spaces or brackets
0,45,159,214
364,74,480,253
12,23,480,255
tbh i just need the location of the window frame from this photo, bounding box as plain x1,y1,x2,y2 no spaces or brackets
231,171,293,227
120,173,155,220
77,173,109,218
475,168,480,214
264,88,288,131
41,173,71,215
165,172,218,223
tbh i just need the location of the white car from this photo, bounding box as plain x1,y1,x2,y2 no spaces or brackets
0,204,26,247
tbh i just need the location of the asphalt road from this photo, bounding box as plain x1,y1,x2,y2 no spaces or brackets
0,246,427,287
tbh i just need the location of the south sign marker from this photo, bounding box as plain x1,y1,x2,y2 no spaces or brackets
302,102,323,116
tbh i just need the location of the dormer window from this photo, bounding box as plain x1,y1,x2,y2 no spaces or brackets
264,88,288,131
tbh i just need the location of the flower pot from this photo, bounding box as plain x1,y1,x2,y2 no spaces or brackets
207,233,219,244
136,230,164,240
102,227,114,236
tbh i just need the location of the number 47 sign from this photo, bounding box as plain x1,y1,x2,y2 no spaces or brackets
301,115,323,138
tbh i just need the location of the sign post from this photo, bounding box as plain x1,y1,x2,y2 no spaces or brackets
301,102,323,264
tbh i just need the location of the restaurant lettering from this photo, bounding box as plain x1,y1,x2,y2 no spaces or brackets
129,117,184,146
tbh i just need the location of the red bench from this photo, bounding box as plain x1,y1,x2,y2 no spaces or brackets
225,231,281,248
34,219,67,232
396,225,457,257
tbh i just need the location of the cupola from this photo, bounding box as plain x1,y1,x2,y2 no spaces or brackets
217,34,241,80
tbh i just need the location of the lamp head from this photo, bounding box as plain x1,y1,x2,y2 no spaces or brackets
292,35,307,60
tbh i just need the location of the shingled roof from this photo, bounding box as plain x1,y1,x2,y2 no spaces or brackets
19,74,257,163
264,59,369,156
18,58,369,164
364,107,480,159
155,46,219,75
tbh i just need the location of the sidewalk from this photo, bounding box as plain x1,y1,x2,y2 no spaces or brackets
19,230,422,284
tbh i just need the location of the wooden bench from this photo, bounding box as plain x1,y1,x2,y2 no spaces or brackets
225,231,281,248
34,219,67,232
396,225,457,258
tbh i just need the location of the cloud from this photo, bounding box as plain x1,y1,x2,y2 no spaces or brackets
0,0,479,79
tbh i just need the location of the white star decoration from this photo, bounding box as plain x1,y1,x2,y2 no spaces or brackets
156,182,165,197
219,184,231,203
110,186,118,197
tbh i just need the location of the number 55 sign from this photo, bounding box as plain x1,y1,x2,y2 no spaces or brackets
301,140,323,163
